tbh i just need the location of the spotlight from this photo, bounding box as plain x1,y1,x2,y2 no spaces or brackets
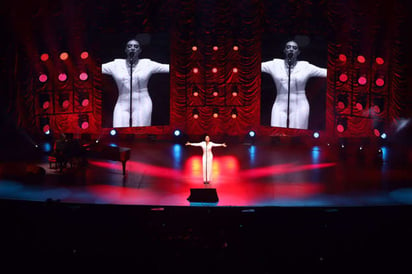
233,45,239,51
110,129,117,136
213,46,218,51
231,108,238,119
59,52,69,61
248,131,256,137
79,72,88,81
213,86,219,96
338,72,348,83
357,55,366,64
233,67,238,73
375,75,385,87
373,120,385,137
79,92,90,107
78,114,89,129
80,51,89,59
192,46,198,51
355,94,367,111
40,53,49,62
358,75,367,86
375,57,384,65
337,94,348,110
372,97,384,114
59,94,70,109
39,74,48,83
212,67,218,73
39,116,50,134
212,108,219,118
381,133,387,139
338,54,347,63
193,67,199,74
39,94,50,110
192,109,199,119
174,129,181,137
192,85,199,97
58,73,68,82
336,117,347,133
232,85,238,97
313,132,320,139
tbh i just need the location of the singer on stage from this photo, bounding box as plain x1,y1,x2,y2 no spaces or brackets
186,135,227,184
102,39,169,128
261,40,327,129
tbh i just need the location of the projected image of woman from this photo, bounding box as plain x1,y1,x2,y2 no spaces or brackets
261,40,327,129
186,135,227,184
102,39,169,127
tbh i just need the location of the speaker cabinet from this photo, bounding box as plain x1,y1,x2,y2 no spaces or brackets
187,188,219,203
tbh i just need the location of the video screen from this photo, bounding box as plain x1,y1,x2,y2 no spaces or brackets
99,33,170,128
261,34,328,130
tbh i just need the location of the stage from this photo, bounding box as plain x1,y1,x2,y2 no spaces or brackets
1,137,412,207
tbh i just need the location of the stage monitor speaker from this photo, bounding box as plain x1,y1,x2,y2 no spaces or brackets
187,188,219,203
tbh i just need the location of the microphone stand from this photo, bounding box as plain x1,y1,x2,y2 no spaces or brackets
128,53,134,127
205,142,208,184
287,56,292,128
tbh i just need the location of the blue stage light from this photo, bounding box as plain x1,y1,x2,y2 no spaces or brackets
174,130,181,137
110,129,117,136
248,131,256,137
313,132,320,139
381,133,387,139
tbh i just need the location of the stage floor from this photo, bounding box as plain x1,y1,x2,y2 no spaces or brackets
1,139,412,207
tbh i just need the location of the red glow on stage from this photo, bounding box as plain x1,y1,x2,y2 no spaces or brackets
192,46,197,51
39,74,48,83
60,52,69,61
357,55,366,63
233,67,238,73
193,67,199,74
375,57,384,65
40,53,49,62
58,73,67,82
339,73,348,82
79,72,88,81
358,76,367,85
212,67,217,73
338,54,347,63
375,77,384,87
213,46,218,51
80,51,89,59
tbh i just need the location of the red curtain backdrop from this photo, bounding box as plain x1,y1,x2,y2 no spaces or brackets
2,0,410,140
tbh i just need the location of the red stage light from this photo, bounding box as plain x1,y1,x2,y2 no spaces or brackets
233,45,239,51
213,91,218,96
42,124,50,133
42,101,50,110
232,91,238,97
60,52,69,61
40,53,49,62
193,91,199,97
193,68,199,74
58,73,67,82
358,76,367,85
81,98,89,107
373,105,382,114
375,77,385,87
81,121,89,129
339,73,348,82
355,102,363,111
375,57,384,65
79,72,88,81
61,99,70,109
193,114,199,119
233,67,238,73
337,124,345,133
39,74,48,83
212,68,217,73
192,46,198,51
338,54,347,63
373,128,381,137
80,51,89,59
213,46,218,51
357,55,366,64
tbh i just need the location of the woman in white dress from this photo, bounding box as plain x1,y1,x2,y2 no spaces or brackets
102,39,169,127
261,40,327,129
186,135,227,184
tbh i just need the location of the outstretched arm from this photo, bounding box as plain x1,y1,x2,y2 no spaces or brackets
186,142,202,147
211,142,227,148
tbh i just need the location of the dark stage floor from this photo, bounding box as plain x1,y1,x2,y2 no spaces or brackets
1,137,412,207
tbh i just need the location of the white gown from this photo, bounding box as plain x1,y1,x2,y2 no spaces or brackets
262,59,327,129
102,58,169,127
190,141,222,182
